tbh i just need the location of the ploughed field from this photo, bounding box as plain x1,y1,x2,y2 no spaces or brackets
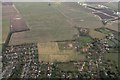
97,8,118,17
89,6,119,18
85,2,119,32
86,2,118,12
10,17,29,33
93,12,114,20
2,3,29,44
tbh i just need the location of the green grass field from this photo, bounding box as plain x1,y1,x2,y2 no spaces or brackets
104,53,118,65
9,2,104,45
57,62,78,71
107,40,116,46
78,36,93,43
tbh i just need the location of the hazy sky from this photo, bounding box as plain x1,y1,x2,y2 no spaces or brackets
2,0,120,2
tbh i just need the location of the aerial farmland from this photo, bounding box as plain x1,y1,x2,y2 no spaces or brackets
8,2,105,45
2,2,119,79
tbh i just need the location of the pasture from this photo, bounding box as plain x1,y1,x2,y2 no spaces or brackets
89,29,106,39
54,2,103,29
57,62,78,71
105,21,119,32
104,53,118,65
0,44,2,53
78,36,93,43
2,18,10,43
9,2,104,45
0,20,1,44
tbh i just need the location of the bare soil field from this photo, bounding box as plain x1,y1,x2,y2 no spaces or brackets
11,17,29,32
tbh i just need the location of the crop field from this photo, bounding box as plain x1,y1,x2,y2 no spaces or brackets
105,21,119,32
8,2,104,45
37,42,59,54
97,27,120,45
96,27,119,37
9,3,77,45
37,42,85,62
55,3,103,29
97,28,112,34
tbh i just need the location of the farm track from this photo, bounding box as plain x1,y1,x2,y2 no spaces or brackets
2,3,29,47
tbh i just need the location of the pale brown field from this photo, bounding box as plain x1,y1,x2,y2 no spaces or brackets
37,42,85,62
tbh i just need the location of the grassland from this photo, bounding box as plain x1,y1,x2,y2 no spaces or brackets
0,44,2,54
9,2,104,45
57,62,78,71
9,2,78,45
78,36,93,43
97,28,112,34
2,18,10,43
54,2,103,29
0,23,1,49
104,53,118,65
89,29,106,39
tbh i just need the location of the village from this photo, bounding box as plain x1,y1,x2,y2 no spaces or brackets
2,26,120,79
